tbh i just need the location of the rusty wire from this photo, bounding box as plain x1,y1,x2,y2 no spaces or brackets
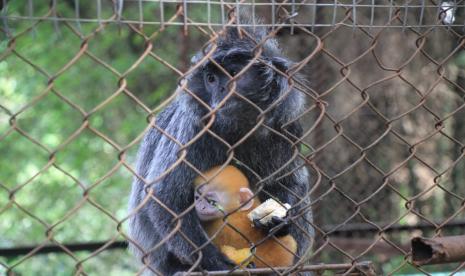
1,0,465,275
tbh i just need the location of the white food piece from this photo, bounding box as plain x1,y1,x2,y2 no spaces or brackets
247,198,291,225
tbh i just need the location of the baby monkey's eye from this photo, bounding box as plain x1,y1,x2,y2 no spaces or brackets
207,198,217,206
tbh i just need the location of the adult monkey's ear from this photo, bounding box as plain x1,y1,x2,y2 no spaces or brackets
190,53,202,65
239,188,255,211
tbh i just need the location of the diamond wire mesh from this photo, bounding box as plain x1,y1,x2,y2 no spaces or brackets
1,0,465,275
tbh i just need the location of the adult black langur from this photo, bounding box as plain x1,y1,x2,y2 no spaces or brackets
128,11,313,275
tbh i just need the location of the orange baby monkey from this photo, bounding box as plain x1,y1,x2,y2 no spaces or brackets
194,166,297,268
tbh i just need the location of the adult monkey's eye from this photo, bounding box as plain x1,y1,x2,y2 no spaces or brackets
206,73,216,83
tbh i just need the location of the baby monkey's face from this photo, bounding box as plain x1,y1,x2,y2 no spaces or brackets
194,184,226,221
194,184,254,222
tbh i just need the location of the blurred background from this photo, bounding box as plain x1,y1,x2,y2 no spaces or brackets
1,1,465,275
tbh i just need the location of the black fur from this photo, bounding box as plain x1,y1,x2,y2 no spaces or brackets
128,15,313,275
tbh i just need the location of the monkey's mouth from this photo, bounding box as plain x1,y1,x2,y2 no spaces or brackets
215,102,257,117
203,104,237,122
199,211,218,217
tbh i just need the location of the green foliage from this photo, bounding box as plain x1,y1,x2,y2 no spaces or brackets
0,2,204,274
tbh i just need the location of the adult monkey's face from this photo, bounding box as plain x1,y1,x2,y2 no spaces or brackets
187,27,293,130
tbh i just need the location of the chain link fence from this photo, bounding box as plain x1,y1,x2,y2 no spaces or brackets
1,0,465,275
